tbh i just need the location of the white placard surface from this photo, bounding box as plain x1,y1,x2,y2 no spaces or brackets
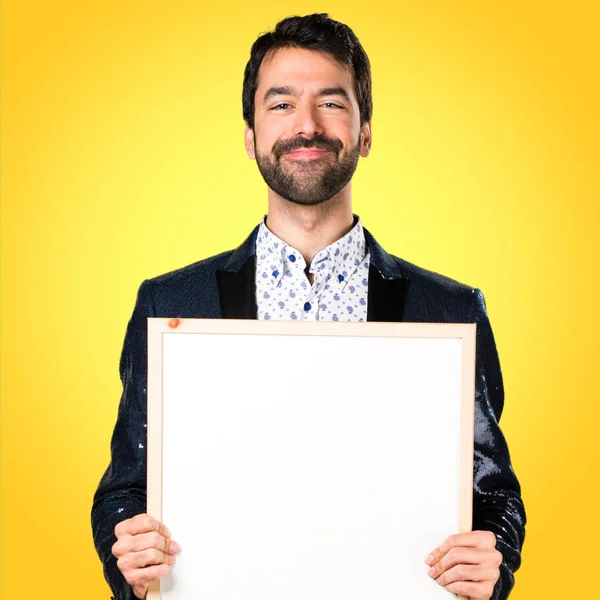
149,321,474,600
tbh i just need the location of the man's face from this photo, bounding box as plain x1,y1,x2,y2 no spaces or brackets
245,47,371,205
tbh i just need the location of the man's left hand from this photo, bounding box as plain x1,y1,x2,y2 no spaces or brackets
425,530,502,599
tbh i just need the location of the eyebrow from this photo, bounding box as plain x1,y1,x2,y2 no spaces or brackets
262,85,352,103
317,87,351,102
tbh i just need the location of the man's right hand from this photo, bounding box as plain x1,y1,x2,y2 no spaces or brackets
112,513,180,599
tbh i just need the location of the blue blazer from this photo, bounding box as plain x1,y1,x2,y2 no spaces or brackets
92,225,526,600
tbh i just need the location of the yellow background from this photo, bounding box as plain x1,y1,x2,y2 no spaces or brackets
2,1,599,598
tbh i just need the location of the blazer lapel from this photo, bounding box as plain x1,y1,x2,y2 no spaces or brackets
216,226,260,319
215,223,410,322
364,227,410,322
216,255,257,319
367,267,410,322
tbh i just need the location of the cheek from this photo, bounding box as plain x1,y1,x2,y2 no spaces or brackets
254,119,282,149
253,131,276,157
332,121,359,144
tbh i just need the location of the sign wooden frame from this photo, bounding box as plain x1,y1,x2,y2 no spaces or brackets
147,319,476,600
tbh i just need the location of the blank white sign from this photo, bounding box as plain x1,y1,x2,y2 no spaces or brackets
147,320,475,600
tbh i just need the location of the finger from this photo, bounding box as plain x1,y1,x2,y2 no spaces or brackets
435,563,499,587
132,563,172,587
425,531,496,565
427,547,483,579
429,547,502,579
115,514,171,539
473,530,496,548
443,579,496,600
118,548,176,573
119,531,181,555
162,537,182,555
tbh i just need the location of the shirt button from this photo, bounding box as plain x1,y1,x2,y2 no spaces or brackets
288,254,296,262
304,302,312,312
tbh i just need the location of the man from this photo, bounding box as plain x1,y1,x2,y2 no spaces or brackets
92,13,526,600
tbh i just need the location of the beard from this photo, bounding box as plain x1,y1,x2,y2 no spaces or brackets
254,134,361,206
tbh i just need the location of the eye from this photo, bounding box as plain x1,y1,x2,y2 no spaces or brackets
270,103,292,110
322,102,344,109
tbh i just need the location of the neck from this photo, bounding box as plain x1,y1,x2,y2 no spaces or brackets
265,183,355,265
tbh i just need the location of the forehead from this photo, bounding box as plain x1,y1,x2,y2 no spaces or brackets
256,47,355,95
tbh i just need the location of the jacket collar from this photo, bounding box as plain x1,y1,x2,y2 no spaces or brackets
216,224,410,321
363,227,403,279
221,225,261,273
362,227,410,322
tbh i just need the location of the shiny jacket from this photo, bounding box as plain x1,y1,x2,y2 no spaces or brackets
92,225,526,600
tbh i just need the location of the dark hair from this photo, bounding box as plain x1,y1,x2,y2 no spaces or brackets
242,13,372,129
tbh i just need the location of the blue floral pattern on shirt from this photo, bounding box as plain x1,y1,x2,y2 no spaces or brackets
255,217,370,322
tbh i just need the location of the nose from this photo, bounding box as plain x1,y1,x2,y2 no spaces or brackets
292,102,323,138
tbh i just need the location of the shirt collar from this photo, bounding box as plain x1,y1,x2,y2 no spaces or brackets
255,215,367,291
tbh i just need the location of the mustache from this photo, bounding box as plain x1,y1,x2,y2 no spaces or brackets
272,135,343,159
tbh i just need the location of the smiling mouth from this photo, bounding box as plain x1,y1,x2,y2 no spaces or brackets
284,148,332,160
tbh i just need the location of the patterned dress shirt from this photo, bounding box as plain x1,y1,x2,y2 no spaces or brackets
255,216,371,321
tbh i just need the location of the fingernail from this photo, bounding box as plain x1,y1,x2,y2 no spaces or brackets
427,567,435,577
425,554,434,565
164,526,171,538
171,541,181,554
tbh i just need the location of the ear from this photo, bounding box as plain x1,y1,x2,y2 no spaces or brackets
244,124,256,159
359,121,372,158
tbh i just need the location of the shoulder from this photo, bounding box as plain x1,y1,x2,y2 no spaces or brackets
131,226,259,317
134,249,236,318
391,254,480,322
396,254,475,295
364,226,478,317
147,225,259,287
147,249,234,288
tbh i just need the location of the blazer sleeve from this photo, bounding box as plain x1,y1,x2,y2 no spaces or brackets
91,280,155,600
469,289,526,600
